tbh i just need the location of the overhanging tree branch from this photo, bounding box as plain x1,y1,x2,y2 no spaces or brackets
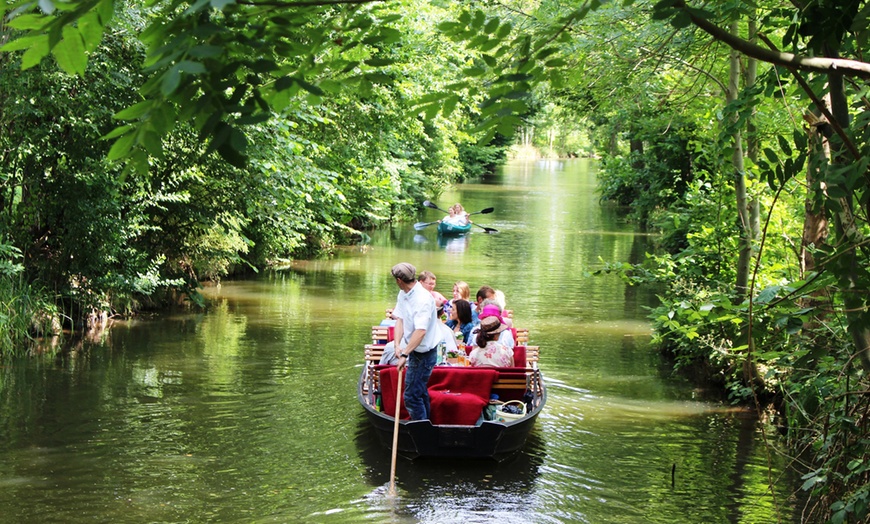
673,0,870,79
236,0,383,6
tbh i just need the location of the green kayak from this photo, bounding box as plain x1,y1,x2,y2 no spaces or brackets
438,221,472,235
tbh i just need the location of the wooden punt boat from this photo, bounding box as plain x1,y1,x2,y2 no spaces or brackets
357,325,546,460
437,221,473,235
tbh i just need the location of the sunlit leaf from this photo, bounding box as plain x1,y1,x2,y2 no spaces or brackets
107,132,137,161
6,14,51,31
114,101,152,121
20,35,50,70
161,67,181,96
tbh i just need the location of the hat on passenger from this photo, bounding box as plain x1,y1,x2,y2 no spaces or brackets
479,315,508,335
391,262,416,282
479,304,504,323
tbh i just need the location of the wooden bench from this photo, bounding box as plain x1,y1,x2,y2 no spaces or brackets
366,325,537,366
374,365,537,422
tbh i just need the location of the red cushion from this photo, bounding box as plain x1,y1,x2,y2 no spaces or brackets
429,391,489,425
377,366,499,423
513,346,526,368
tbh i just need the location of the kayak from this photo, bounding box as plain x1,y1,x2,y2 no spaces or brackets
438,221,472,235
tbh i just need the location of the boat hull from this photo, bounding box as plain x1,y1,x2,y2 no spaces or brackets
437,221,472,235
357,367,546,460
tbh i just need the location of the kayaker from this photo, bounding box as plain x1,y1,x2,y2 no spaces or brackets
441,203,470,226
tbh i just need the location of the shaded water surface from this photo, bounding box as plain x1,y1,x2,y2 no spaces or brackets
0,160,800,522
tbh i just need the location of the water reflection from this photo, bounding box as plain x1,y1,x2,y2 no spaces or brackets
353,417,548,523
437,233,470,253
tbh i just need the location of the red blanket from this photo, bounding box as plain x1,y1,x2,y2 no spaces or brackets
378,366,499,425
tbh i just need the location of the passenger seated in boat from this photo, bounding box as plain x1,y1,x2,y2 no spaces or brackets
447,299,474,345
482,297,513,328
468,316,514,368
467,303,515,350
474,285,495,317
418,270,448,313
447,281,478,326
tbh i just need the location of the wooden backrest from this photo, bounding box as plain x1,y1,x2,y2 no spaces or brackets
371,325,394,344
365,344,386,363
515,328,529,345
525,345,539,365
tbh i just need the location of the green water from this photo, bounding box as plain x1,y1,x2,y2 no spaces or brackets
0,159,800,523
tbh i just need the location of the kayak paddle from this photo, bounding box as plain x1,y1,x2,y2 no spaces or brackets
474,223,498,234
413,221,440,230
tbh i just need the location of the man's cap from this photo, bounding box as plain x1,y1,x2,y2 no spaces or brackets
391,262,416,282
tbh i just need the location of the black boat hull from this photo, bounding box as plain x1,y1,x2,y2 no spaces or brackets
357,367,546,460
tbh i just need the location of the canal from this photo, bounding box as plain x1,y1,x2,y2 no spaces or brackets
0,159,800,522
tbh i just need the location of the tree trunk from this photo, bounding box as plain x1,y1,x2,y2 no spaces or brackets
729,18,751,298
745,17,761,241
824,49,870,373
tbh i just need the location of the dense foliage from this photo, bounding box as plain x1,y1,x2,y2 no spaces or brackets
0,1,512,353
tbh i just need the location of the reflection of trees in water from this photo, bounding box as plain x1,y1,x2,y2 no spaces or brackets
354,416,546,501
623,230,657,319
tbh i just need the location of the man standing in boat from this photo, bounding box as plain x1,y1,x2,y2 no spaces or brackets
391,262,441,421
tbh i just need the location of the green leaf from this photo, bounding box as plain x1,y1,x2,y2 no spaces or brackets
463,66,486,77
365,72,392,85
189,44,223,58
442,95,459,116
471,10,485,29
114,101,151,121
51,26,87,75
78,11,103,52
20,35,50,70
101,125,134,141
483,18,499,34
777,134,793,156
296,78,324,96
423,102,441,120
6,14,51,31
1,34,44,53
107,132,137,161
364,58,395,67
670,11,692,29
97,0,114,24
161,68,181,96
176,60,206,74
142,130,163,157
